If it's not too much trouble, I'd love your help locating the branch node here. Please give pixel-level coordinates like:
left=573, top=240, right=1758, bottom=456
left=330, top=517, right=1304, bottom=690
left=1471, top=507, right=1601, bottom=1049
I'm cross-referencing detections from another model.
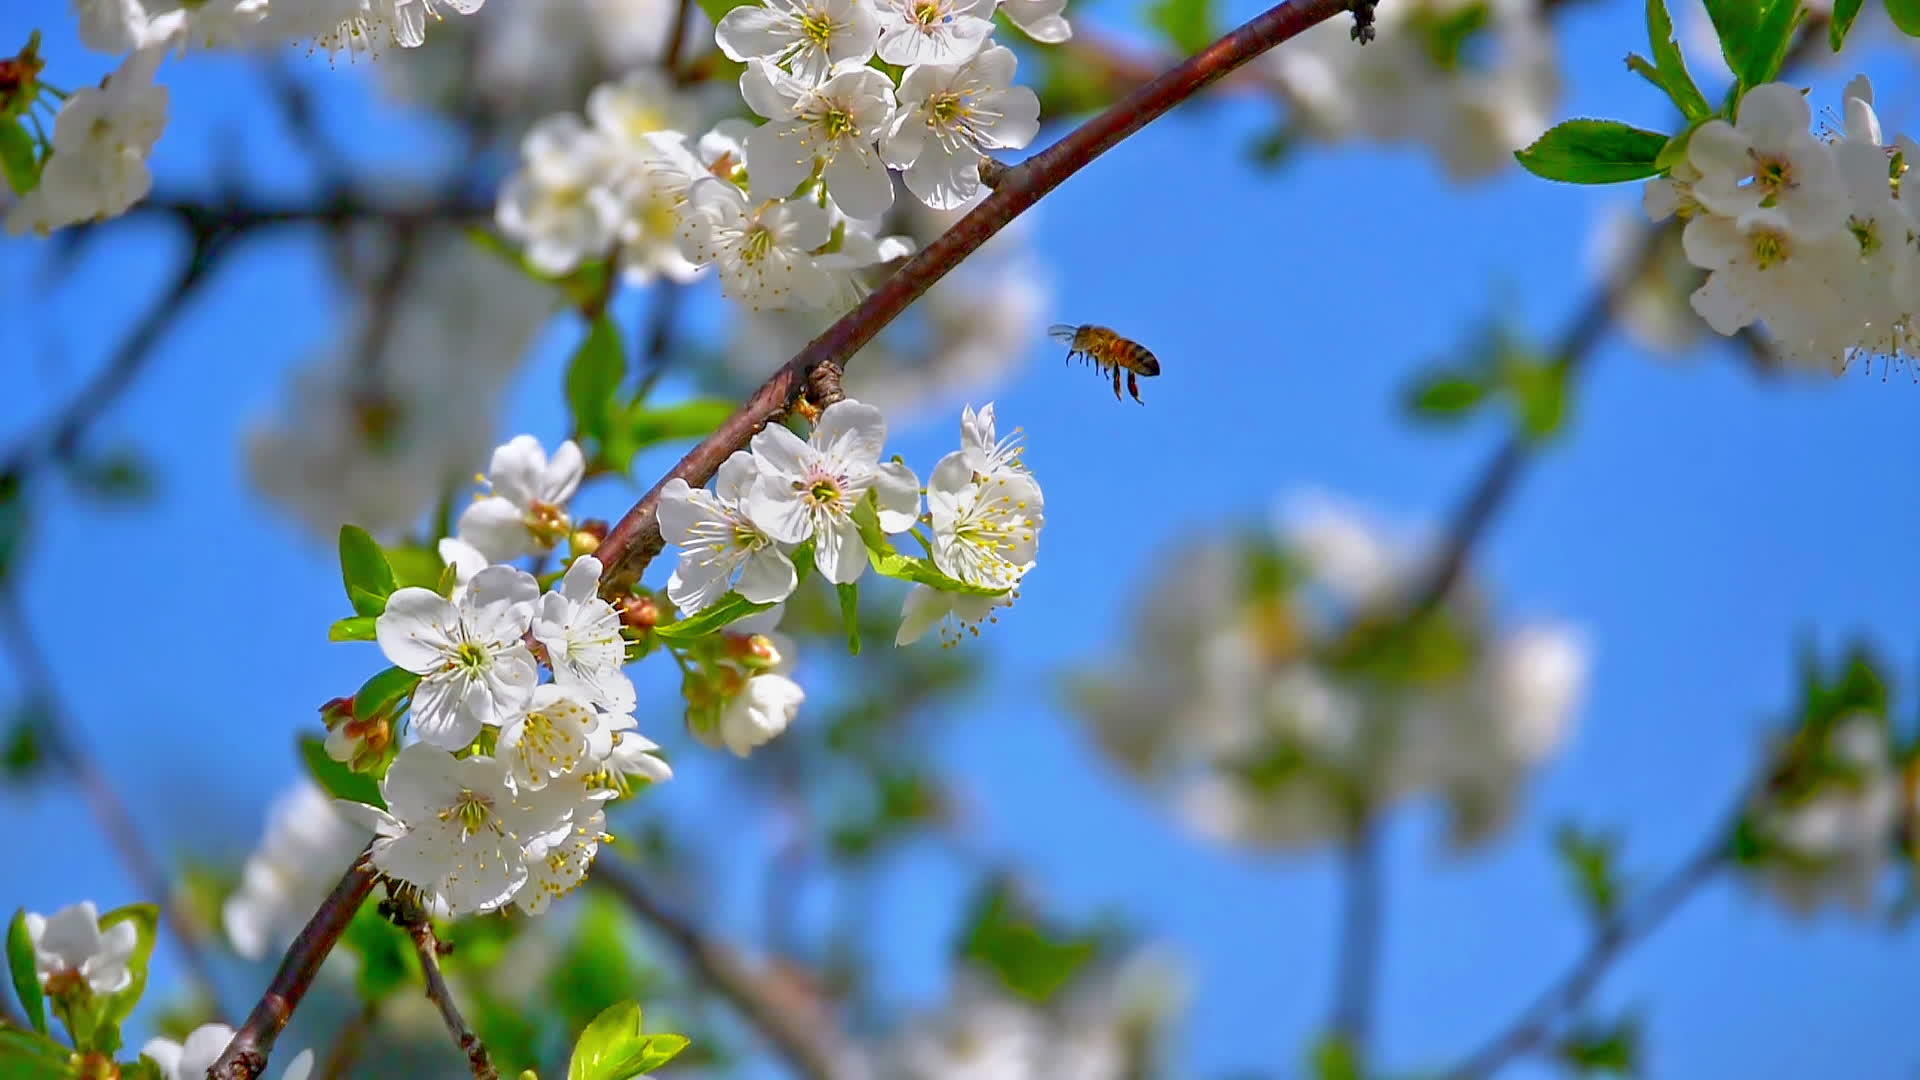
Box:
left=1349, top=0, right=1378, bottom=42
left=977, top=155, right=1012, bottom=190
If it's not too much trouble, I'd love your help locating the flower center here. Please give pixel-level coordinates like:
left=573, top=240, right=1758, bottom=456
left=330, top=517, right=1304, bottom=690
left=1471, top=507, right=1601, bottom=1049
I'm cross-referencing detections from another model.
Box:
left=445, top=789, right=494, bottom=836
left=802, top=476, right=846, bottom=510
left=733, top=523, right=764, bottom=548
left=1749, top=226, right=1789, bottom=270
left=1849, top=214, right=1880, bottom=255
left=911, top=1, right=942, bottom=27
left=798, top=7, right=839, bottom=47
left=452, top=641, right=491, bottom=675
left=820, top=104, right=857, bottom=142
left=741, top=223, right=775, bottom=264
left=928, top=91, right=965, bottom=126
left=524, top=499, right=572, bottom=546
left=1749, top=149, right=1793, bottom=205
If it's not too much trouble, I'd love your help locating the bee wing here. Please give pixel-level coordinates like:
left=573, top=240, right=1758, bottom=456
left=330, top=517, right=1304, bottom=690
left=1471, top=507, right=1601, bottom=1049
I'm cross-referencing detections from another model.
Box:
left=1047, top=324, right=1081, bottom=344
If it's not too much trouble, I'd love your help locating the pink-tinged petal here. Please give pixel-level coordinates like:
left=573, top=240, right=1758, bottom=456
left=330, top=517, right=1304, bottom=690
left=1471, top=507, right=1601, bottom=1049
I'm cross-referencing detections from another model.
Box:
left=813, top=400, right=889, bottom=468
left=871, top=460, right=921, bottom=532
left=816, top=510, right=867, bottom=584
left=458, top=497, right=535, bottom=562
left=376, top=588, right=459, bottom=674
left=750, top=422, right=815, bottom=479
left=717, top=5, right=794, bottom=63
left=737, top=545, right=799, bottom=603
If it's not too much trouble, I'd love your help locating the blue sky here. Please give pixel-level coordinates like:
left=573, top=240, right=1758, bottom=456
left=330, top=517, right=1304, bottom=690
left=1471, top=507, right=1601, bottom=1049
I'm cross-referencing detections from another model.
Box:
left=4, top=0, right=1919, bottom=1077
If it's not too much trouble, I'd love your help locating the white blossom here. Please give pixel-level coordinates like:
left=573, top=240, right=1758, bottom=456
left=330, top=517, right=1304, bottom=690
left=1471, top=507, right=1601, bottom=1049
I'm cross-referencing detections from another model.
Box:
left=715, top=671, right=805, bottom=756
left=882, top=45, right=1039, bottom=210
left=677, top=177, right=836, bottom=310
left=222, top=782, right=373, bottom=960
left=746, top=399, right=920, bottom=583
left=6, top=43, right=170, bottom=236
left=997, top=0, right=1070, bottom=42
left=376, top=566, right=540, bottom=750
left=534, top=555, right=638, bottom=714
left=458, top=436, right=587, bottom=562
left=742, top=60, right=898, bottom=220
left=499, top=685, right=613, bottom=792
left=23, top=902, right=137, bottom=997
left=341, top=744, right=575, bottom=915
left=1748, top=715, right=1903, bottom=918
left=601, top=714, right=675, bottom=785
left=1687, top=82, right=1842, bottom=231
left=587, top=76, right=711, bottom=284
left=496, top=114, right=621, bottom=277
left=714, top=0, right=880, bottom=83
left=660, top=451, right=799, bottom=614
left=872, top=0, right=995, bottom=66
left=144, top=1025, right=311, bottom=1080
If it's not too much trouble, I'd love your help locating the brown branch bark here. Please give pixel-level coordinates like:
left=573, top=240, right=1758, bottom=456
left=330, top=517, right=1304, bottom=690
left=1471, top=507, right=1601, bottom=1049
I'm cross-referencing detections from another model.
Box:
left=397, top=904, right=499, bottom=1080
left=595, top=0, right=1355, bottom=589
left=592, top=858, right=848, bottom=1080
left=208, top=852, right=378, bottom=1080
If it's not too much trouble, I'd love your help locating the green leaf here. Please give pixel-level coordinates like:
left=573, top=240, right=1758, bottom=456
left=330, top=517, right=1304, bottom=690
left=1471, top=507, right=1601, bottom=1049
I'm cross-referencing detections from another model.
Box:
left=835, top=583, right=861, bottom=655
left=1889, top=0, right=1920, bottom=36
left=341, top=900, right=415, bottom=1002
left=1405, top=371, right=1489, bottom=419
left=0, top=120, right=35, bottom=196
left=1553, top=823, right=1624, bottom=922
left=852, top=500, right=1008, bottom=598
left=299, top=735, right=387, bottom=811
left=1703, top=0, right=1802, bottom=88
left=1514, top=120, right=1669, bottom=184
left=7, top=908, right=46, bottom=1034
left=1507, top=360, right=1571, bottom=442
left=61, top=448, right=153, bottom=503
left=568, top=1001, right=690, bottom=1080
left=0, top=471, right=25, bottom=587
left=353, top=666, right=421, bottom=722
left=329, top=616, right=378, bottom=642
left=1830, top=0, right=1865, bottom=49
left=567, top=317, right=627, bottom=444
left=0, top=1028, right=69, bottom=1080
left=653, top=593, right=777, bottom=642
left=94, top=903, right=158, bottom=1036
left=957, top=881, right=1098, bottom=1004
left=1309, top=1035, right=1361, bottom=1080
left=1646, top=0, right=1712, bottom=121
left=1653, top=118, right=1704, bottom=174
left=1145, top=0, right=1215, bottom=55
left=338, top=526, right=397, bottom=617
left=383, top=545, right=446, bottom=590
left=1557, top=1015, right=1641, bottom=1074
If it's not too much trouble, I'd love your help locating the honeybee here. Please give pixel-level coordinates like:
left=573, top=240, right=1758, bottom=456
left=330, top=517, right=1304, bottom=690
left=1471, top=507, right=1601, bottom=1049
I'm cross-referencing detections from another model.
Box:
left=1048, top=324, right=1161, bottom=403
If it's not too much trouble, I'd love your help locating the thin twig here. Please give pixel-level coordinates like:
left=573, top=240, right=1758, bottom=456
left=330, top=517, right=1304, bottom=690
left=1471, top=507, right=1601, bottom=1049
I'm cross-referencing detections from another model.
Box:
left=210, top=853, right=378, bottom=1080
left=1442, top=828, right=1728, bottom=1079
left=0, top=585, right=230, bottom=1019
left=314, top=1000, right=379, bottom=1080
left=593, top=857, right=848, bottom=1080
left=594, top=0, right=1353, bottom=589
left=395, top=899, right=499, bottom=1080
left=664, top=0, right=699, bottom=81
left=1328, top=819, right=1384, bottom=1058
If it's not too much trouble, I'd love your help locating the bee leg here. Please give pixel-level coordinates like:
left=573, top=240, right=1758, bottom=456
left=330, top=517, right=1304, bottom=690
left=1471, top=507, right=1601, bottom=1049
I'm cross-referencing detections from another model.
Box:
left=1128, top=371, right=1143, bottom=404
left=1111, top=366, right=1123, bottom=401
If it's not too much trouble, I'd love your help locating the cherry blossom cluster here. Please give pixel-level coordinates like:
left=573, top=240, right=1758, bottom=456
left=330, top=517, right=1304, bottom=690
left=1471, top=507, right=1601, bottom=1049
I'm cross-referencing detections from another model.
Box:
left=497, top=0, right=1057, bottom=312
left=1743, top=712, right=1906, bottom=919
left=1645, top=76, right=1920, bottom=374
left=657, top=399, right=1044, bottom=648
left=1262, top=0, right=1558, bottom=180
left=71, top=0, right=483, bottom=58
left=1079, top=491, right=1586, bottom=853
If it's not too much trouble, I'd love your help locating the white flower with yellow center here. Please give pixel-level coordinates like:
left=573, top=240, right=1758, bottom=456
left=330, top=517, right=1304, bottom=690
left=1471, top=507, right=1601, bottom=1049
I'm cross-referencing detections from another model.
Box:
left=882, top=45, right=1039, bottom=210
left=516, top=778, right=616, bottom=914
left=6, top=44, right=170, bottom=236
left=496, top=114, right=620, bottom=277
left=677, top=176, right=836, bottom=310
left=661, top=451, right=799, bottom=614
left=873, top=0, right=995, bottom=66
left=746, top=399, right=921, bottom=584
left=498, top=685, right=608, bottom=792
left=741, top=59, right=899, bottom=220
left=458, top=435, right=587, bottom=562
left=533, top=555, right=637, bottom=714
left=715, top=0, right=880, bottom=83
left=375, top=565, right=540, bottom=750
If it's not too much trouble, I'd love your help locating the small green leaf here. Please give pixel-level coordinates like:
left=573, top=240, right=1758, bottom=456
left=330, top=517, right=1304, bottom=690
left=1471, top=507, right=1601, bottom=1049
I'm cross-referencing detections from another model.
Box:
left=567, top=317, right=627, bottom=444
left=957, top=881, right=1098, bottom=1004
left=329, top=616, right=378, bottom=642
left=1830, top=0, right=1865, bottom=49
left=1405, top=371, right=1489, bottom=419
left=95, top=903, right=158, bottom=1036
left=1309, top=1035, right=1361, bottom=1080
left=1507, top=360, right=1571, bottom=441
left=7, top=908, right=46, bottom=1034
left=0, top=471, right=26, bottom=587
left=1553, top=823, right=1624, bottom=923
left=853, top=500, right=1008, bottom=597
left=0, top=120, right=36, bottom=196
left=1646, top=0, right=1712, bottom=121
left=653, top=593, right=777, bottom=641
left=299, top=735, right=387, bottom=810
left=383, top=546, right=446, bottom=590
left=1703, top=0, right=1803, bottom=87
left=339, top=526, right=397, bottom=617
left=568, top=1000, right=690, bottom=1080
left=836, top=582, right=861, bottom=655
left=0, top=1028, right=69, bottom=1080
left=61, top=448, right=153, bottom=503
left=1515, top=120, right=1669, bottom=184
left=1145, top=0, right=1215, bottom=55
left=1557, top=1015, right=1641, bottom=1075
left=1653, top=118, right=1704, bottom=174
left=353, top=667, right=421, bottom=722
left=1, top=711, right=44, bottom=783
left=1889, top=0, right=1920, bottom=36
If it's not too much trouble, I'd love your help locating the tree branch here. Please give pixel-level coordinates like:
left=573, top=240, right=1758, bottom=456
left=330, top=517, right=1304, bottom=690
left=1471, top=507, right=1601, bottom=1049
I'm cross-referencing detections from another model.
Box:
left=593, top=857, right=850, bottom=1080
left=1328, top=819, right=1384, bottom=1058
left=394, top=897, right=499, bottom=1080
left=1442, top=826, right=1728, bottom=1079
left=209, top=852, right=378, bottom=1080
left=594, top=0, right=1355, bottom=589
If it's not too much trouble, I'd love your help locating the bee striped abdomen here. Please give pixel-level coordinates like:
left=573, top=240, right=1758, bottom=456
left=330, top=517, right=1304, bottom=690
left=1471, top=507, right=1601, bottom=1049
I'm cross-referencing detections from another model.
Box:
left=1047, top=323, right=1161, bottom=403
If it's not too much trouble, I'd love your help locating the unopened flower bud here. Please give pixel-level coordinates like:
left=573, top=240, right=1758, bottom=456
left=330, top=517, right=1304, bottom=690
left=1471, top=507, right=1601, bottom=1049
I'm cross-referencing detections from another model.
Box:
left=319, top=696, right=355, bottom=730
left=618, top=593, right=660, bottom=631
left=726, top=633, right=781, bottom=670
left=572, top=518, right=608, bottom=556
